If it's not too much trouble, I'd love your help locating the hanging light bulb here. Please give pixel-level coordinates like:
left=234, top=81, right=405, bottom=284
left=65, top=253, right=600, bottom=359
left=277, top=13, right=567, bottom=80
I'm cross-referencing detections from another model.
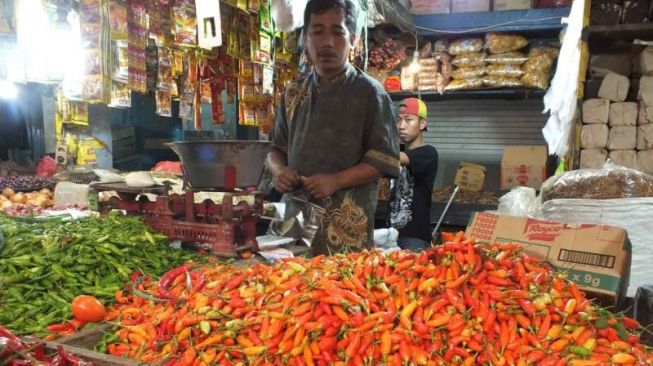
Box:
left=408, top=50, right=420, bottom=74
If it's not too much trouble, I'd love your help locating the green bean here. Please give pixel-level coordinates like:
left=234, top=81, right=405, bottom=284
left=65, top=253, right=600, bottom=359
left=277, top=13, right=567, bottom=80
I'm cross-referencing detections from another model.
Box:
left=0, top=213, right=203, bottom=336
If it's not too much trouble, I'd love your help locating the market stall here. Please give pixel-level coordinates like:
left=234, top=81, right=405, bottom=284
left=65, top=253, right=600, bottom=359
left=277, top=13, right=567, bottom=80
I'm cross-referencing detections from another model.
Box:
left=2, top=0, right=653, bottom=363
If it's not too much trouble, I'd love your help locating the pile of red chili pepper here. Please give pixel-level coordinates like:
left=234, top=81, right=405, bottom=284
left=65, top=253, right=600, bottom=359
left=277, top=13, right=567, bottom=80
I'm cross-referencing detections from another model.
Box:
left=0, top=325, right=92, bottom=365
left=104, top=235, right=653, bottom=366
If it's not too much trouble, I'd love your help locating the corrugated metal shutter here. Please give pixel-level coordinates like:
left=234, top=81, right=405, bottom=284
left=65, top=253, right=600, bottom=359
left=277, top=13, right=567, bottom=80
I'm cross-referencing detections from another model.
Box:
left=420, top=98, right=548, bottom=190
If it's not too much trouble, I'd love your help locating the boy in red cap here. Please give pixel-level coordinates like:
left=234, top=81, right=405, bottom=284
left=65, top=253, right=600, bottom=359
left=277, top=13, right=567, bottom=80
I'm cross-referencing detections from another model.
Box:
left=389, top=98, right=438, bottom=251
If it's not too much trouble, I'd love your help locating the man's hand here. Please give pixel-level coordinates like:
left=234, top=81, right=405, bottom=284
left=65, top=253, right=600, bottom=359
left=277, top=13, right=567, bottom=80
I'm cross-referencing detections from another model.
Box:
left=301, top=174, right=340, bottom=200
left=275, top=167, right=301, bottom=193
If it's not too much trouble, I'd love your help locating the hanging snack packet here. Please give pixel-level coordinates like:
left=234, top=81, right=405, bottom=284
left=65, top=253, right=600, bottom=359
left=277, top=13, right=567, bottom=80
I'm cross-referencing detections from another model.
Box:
left=156, top=90, right=172, bottom=117
left=109, top=0, right=128, bottom=39
left=174, top=0, right=197, bottom=46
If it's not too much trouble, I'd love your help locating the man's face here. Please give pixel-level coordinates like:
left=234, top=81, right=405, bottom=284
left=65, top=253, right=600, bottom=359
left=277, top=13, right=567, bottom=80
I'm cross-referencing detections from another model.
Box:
left=397, top=111, right=426, bottom=144
left=305, top=8, right=353, bottom=76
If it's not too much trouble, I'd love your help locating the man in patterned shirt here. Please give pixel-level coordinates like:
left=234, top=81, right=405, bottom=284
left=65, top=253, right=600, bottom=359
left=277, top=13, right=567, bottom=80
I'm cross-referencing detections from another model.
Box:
left=266, top=0, right=400, bottom=255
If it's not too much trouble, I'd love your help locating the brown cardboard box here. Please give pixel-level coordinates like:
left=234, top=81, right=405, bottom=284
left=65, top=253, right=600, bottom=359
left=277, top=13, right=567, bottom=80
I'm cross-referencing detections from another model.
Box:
left=493, top=0, right=532, bottom=10
left=452, top=0, right=490, bottom=13
left=466, top=212, right=632, bottom=306
left=500, top=146, right=547, bottom=190
left=454, top=162, right=487, bottom=192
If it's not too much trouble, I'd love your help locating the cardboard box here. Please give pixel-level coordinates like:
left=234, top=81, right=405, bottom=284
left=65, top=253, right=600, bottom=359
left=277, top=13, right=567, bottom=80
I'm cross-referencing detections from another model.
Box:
left=500, top=146, right=547, bottom=190
left=409, top=0, right=450, bottom=14
left=466, top=212, right=631, bottom=306
left=454, top=162, right=487, bottom=192
left=452, top=0, right=490, bottom=13
left=493, top=0, right=531, bottom=10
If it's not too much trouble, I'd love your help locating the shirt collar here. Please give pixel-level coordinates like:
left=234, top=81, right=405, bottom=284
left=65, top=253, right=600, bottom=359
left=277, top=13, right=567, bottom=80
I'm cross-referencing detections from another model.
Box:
left=311, top=63, right=354, bottom=90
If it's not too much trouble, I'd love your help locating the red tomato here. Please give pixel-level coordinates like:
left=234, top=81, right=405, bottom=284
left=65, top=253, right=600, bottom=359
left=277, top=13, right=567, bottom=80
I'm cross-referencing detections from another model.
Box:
left=71, top=295, right=106, bottom=322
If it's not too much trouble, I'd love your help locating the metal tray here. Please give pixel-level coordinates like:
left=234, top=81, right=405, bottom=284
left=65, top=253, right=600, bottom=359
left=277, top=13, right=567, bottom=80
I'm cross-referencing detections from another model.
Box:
left=168, top=141, right=270, bottom=190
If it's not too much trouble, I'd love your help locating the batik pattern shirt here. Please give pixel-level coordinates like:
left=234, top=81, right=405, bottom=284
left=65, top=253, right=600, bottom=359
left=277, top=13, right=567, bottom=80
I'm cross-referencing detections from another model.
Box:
left=270, top=64, right=400, bottom=255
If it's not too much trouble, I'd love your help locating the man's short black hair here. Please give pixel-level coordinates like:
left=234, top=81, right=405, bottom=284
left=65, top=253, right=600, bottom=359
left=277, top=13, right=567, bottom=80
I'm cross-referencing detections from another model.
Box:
left=303, top=0, right=359, bottom=37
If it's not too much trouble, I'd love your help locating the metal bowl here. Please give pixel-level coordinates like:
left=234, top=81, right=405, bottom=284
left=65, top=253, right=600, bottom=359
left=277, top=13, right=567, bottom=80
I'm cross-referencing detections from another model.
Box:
left=167, top=141, right=270, bottom=190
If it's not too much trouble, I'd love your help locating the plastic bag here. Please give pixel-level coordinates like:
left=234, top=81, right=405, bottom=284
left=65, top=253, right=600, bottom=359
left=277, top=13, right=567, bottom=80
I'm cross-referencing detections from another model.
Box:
left=54, top=181, right=90, bottom=206
left=444, top=78, right=483, bottom=91
left=482, top=76, right=523, bottom=88
left=486, top=64, right=524, bottom=78
left=452, top=67, right=485, bottom=80
left=152, top=161, right=182, bottom=176
left=540, top=161, right=653, bottom=202
left=267, top=193, right=325, bottom=248
left=448, top=38, right=484, bottom=55
left=485, top=52, right=528, bottom=65
left=418, top=42, right=433, bottom=58
left=452, top=53, right=486, bottom=68
left=486, top=33, right=529, bottom=54
left=524, top=53, right=555, bottom=73
left=373, top=228, right=400, bottom=254
left=125, top=171, right=155, bottom=188
left=36, top=156, right=57, bottom=177
left=271, top=0, right=308, bottom=32
left=530, top=46, right=560, bottom=59
left=521, top=71, right=550, bottom=90
left=497, top=187, right=540, bottom=216
left=94, top=168, right=124, bottom=183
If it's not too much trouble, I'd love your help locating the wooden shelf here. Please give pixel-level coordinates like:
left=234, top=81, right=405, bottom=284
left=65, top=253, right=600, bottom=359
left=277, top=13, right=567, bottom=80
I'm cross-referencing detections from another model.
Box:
left=388, top=88, right=546, bottom=101
left=413, top=8, right=570, bottom=36
left=585, top=23, right=653, bottom=41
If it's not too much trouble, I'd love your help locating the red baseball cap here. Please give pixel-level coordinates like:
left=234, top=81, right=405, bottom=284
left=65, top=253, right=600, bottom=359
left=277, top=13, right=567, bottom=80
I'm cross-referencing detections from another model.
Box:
left=399, top=98, right=428, bottom=119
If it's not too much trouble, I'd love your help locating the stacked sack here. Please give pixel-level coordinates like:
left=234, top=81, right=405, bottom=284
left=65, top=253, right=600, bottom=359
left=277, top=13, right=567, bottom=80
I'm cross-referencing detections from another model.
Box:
left=637, top=49, right=653, bottom=174
left=581, top=72, right=636, bottom=169
left=581, top=57, right=653, bottom=174
left=445, top=32, right=559, bottom=91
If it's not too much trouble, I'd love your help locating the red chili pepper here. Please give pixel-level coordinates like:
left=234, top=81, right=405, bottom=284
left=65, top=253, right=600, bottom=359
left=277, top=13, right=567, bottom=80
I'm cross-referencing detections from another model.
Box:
left=622, top=317, right=640, bottom=329
left=519, top=299, right=536, bottom=316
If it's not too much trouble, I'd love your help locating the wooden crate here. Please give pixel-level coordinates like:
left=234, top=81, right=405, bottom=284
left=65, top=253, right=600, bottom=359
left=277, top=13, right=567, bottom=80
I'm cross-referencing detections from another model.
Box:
left=47, top=323, right=139, bottom=366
